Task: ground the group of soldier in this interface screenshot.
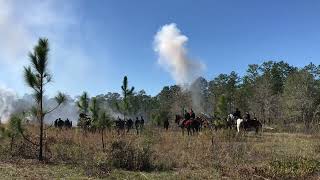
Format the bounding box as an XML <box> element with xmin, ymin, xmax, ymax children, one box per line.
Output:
<box><xmin>116</xmin><ymin>116</ymin><xmax>145</xmax><ymax>135</ymax></box>
<box><xmin>233</xmin><ymin>108</ymin><xmax>257</xmax><ymax>122</ymax></box>
<box><xmin>53</xmin><ymin>108</ymin><xmax>257</xmax><ymax>132</ymax></box>
<box><xmin>54</xmin><ymin>118</ymin><xmax>72</xmax><ymax>129</ymax></box>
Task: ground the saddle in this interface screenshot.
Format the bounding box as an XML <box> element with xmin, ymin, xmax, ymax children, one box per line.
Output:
<box><xmin>184</xmin><ymin>120</ymin><xmax>193</xmax><ymax>126</ymax></box>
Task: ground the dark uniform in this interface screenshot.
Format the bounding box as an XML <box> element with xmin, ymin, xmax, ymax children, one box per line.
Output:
<box><xmin>164</xmin><ymin>118</ymin><xmax>169</xmax><ymax>130</ymax></box>
<box><xmin>233</xmin><ymin>108</ymin><xmax>242</xmax><ymax>119</ymax></box>
<box><xmin>135</xmin><ymin>117</ymin><xmax>140</xmax><ymax>135</ymax></box>
<box><xmin>190</xmin><ymin>109</ymin><xmax>195</xmax><ymax>119</ymax></box>
<box><xmin>127</xmin><ymin>118</ymin><xmax>133</xmax><ymax>132</ymax></box>
<box><xmin>140</xmin><ymin>116</ymin><xmax>145</xmax><ymax>130</ymax></box>
<box><xmin>184</xmin><ymin>110</ymin><xmax>191</xmax><ymax>120</ymax></box>
<box><xmin>245</xmin><ymin>112</ymin><xmax>251</xmax><ymax>121</ymax></box>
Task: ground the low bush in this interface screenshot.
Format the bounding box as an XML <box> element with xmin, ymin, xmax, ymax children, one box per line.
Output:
<box><xmin>257</xmin><ymin>157</ymin><xmax>320</xmax><ymax>179</ymax></box>
<box><xmin>11</xmin><ymin>140</ymin><xmax>38</xmax><ymax>159</ymax></box>
<box><xmin>109</xmin><ymin>139</ymin><xmax>154</xmax><ymax>171</ymax></box>
<box><xmin>50</xmin><ymin>139</ymin><xmax>90</xmax><ymax>164</ymax></box>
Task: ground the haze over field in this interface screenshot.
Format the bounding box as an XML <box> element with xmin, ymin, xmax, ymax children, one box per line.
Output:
<box><xmin>1</xmin><ymin>1</ymin><xmax>320</xmax><ymax>179</ymax></box>
<box><xmin>1</xmin><ymin>0</ymin><xmax>320</xmax><ymax>122</ymax></box>
<box><xmin>0</xmin><ymin>21</ymin><xmax>208</xmax><ymax>122</ymax></box>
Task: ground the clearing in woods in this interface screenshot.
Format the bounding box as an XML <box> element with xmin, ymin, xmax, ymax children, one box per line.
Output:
<box><xmin>0</xmin><ymin>127</ymin><xmax>319</xmax><ymax>179</ymax></box>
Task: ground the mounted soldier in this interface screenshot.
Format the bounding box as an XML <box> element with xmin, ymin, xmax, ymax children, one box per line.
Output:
<box><xmin>184</xmin><ymin>110</ymin><xmax>190</xmax><ymax>121</ymax></box>
<box><xmin>190</xmin><ymin>109</ymin><xmax>195</xmax><ymax>119</ymax></box>
<box><xmin>233</xmin><ymin>108</ymin><xmax>242</xmax><ymax>119</ymax></box>
<box><xmin>245</xmin><ymin>112</ymin><xmax>251</xmax><ymax>121</ymax></box>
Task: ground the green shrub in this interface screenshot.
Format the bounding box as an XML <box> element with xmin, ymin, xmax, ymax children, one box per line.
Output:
<box><xmin>261</xmin><ymin>157</ymin><xmax>320</xmax><ymax>179</ymax></box>
<box><xmin>11</xmin><ymin>140</ymin><xmax>38</xmax><ymax>159</ymax></box>
<box><xmin>110</xmin><ymin>140</ymin><xmax>154</xmax><ymax>171</ymax></box>
<box><xmin>51</xmin><ymin>142</ymin><xmax>89</xmax><ymax>164</ymax></box>
<box><xmin>84</xmin><ymin>154</ymin><xmax>111</xmax><ymax>178</ymax></box>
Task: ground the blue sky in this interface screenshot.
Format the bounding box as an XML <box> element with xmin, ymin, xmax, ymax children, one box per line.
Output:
<box><xmin>1</xmin><ymin>0</ymin><xmax>320</xmax><ymax>97</ymax></box>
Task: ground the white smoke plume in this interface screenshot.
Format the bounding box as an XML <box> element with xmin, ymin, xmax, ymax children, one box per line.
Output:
<box><xmin>154</xmin><ymin>23</ymin><xmax>208</xmax><ymax>113</ymax></box>
<box><xmin>0</xmin><ymin>88</ymin><xmax>78</xmax><ymax>124</ymax></box>
<box><xmin>44</xmin><ymin>95</ymin><xmax>79</xmax><ymax>124</ymax></box>
<box><xmin>153</xmin><ymin>23</ymin><xmax>205</xmax><ymax>87</ymax></box>
<box><xmin>0</xmin><ymin>86</ymin><xmax>17</xmax><ymax>123</ymax></box>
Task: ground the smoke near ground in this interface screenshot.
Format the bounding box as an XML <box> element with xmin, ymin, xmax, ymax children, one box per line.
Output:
<box><xmin>0</xmin><ymin>87</ymin><xmax>78</xmax><ymax>124</ymax></box>
<box><xmin>0</xmin><ymin>87</ymin><xmax>17</xmax><ymax>123</ymax></box>
<box><xmin>154</xmin><ymin>23</ymin><xmax>207</xmax><ymax>112</ymax></box>
<box><xmin>0</xmin><ymin>90</ymin><xmax>123</xmax><ymax>125</ymax></box>
<box><xmin>44</xmin><ymin>95</ymin><xmax>78</xmax><ymax>124</ymax></box>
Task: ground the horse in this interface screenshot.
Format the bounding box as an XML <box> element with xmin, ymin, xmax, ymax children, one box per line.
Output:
<box><xmin>226</xmin><ymin>114</ymin><xmax>236</xmax><ymax>129</ymax></box>
<box><xmin>192</xmin><ymin>117</ymin><xmax>202</xmax><ymax>133</ymax></box>
<box><xmin>175</xmin><ymin>115</ymin><xmax>201</xmax><ymax>135</ymax></box>
<box><xmin>175</xmin><ymin>115</ymin><xmax>187</xmax><ymax>135</ymax></box>
<box><xmin>210</xmin><ymin>114</ymin><xmax>237</xmax><ymax>131</ymax></box>
<box><xmin>236</xmin><ymin>117</ymin><xmax>262</xmax><ymax>134</ymax></box>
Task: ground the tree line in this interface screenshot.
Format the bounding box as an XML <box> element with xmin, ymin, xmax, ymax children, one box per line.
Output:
<box><xmin>3</xmin><ymin>38</ymin><xmax>320</xmax><ymax>161</ymax></box>
<box><xmin>82</xmin><ymin>61</ymin><xmax>320</xmax><ymax>129</ymax></box>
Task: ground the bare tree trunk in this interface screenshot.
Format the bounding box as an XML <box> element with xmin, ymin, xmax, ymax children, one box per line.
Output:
<box><xmin>39</xmin><ymin>75</ymin><xmax>44</xmax><ymax>161</ymax></box>
<box><xmin>101</xmin><ymin>129</ymin><xmax>105</xmax><ymax>150</ymax></box>
<box><xmin>10</xmin><ymin>136</ymin><xmax>14</xmax><ymax>154</ymax></box>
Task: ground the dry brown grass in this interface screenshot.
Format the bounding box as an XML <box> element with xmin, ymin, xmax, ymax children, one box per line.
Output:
<box><xmin>0</xmin><ymin>125</ymin><xmax>319</xmax><ymax>179</ymax></box>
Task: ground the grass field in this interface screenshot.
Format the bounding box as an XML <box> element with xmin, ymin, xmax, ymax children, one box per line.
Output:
<box><xmin>0</xmin><ymin>126</ymin><xmax>319</xmax><ymax>179</ymax></box>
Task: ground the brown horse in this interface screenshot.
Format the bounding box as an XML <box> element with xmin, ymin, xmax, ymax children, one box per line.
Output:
<box><xmin>175</xmin><ymin>115</ymin><xmax>201</xmax><ymax>135</ymax></box>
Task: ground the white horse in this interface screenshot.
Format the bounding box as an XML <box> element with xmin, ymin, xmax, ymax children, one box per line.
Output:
<box><xmin>226</xmin><ymin>114</ymin><xmax>237</xmax><ymax>129</ymax></box>
<box><xmin>227</xmin><ymin>114</ymin><xmax>234</xmax><ymax>122</ymax></box>
<box><xmin>236</xmin><ymin>118</ymin><xmax>262</xmax><ymax>133</ymax></box>
<box><xmin>236</xmin><ymin>118</ymin><xmax>244</xmax><ymax>133</ymax></box>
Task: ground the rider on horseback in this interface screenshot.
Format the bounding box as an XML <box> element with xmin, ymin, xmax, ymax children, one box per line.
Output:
<box><xmin>233</xmin><ymin>108</ymin><xmax>242</xmax><ymax>119</ymax></box>
<box><xmin>190</xmin><ymin>109</ymin><xmax>195</xmax><ymax>119</ymax></box>
<box><xmin>184</xmin><ymin>110</ymin><xmax>191</xmax><ymax>120</ymax></box>
<box><xmin>245</xmin><ymin>112</ymin><xmax>251</xmax><ymax>121</ymax></box>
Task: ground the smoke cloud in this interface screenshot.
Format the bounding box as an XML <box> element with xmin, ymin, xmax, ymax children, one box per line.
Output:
<box><xmin>154</xmin><ymin>23</ymin><xmax>208</xmax><ymax>113</ymax></box>
<box><xmin>0</xmin><ymin>87</ymin><xmax>17</xmax><ymax>123</ymax></box>
<box><xmin>0</xmin><ymin>88</ymin><xmax>78</xmax><ymax>124</ymax></box>
<box><xmin>153</xmin><ymin>23</ymin><xmax>205</xmax><ymax>86</ymax></box>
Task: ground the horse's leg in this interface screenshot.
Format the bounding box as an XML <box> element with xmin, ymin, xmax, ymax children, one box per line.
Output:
<box><xmin>255</xmin><ymin>124</ymin><xmax>261</xmax><ymax>134</ymax></box>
